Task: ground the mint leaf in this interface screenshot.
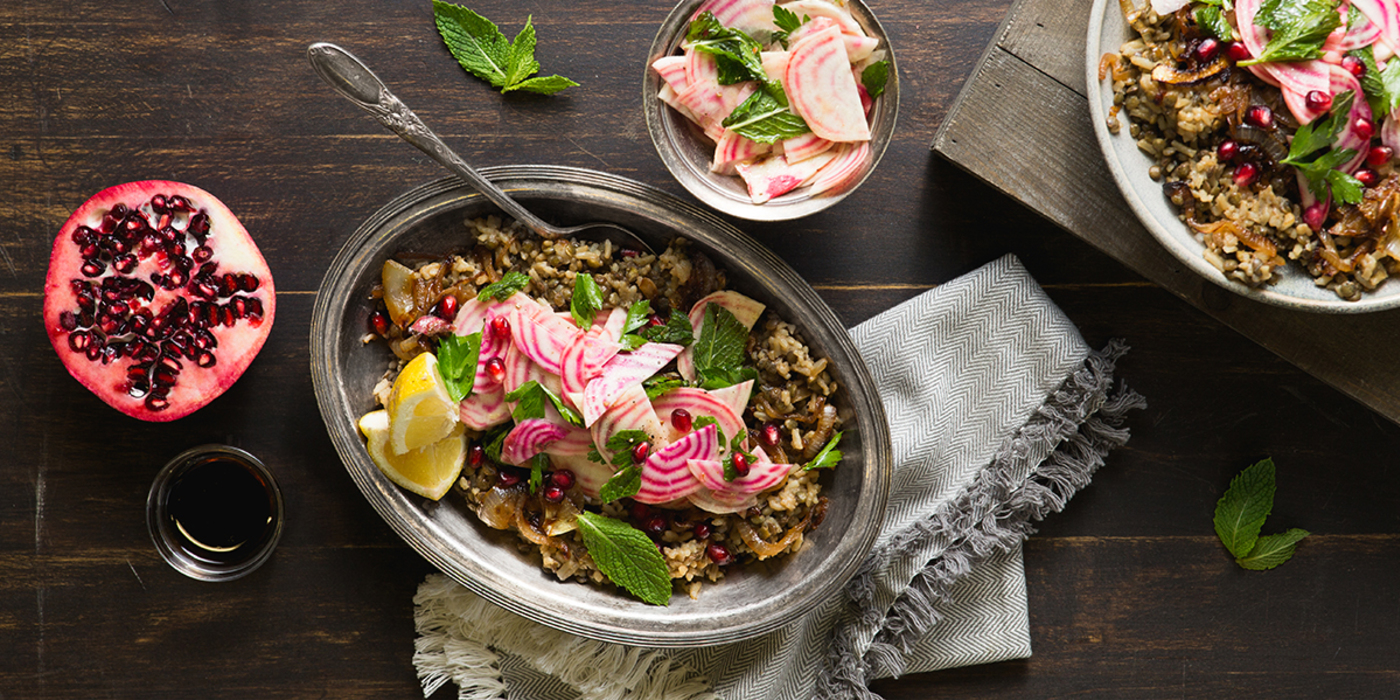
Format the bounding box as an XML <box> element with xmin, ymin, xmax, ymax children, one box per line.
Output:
<box><xmin>686</xmin><ymin>11</ymin><xmax>770</xmax><ymax>86</ymax></box>
<box><xmin>505</xmin><ymin>380</ymin><xmax>583</xmax><ymax>426</ymax></box>
<box><xmin>575</xmin><ymin>512</ymin><xmax>672</xmax><ymax>605</ymax></box>
<box><xmin>1238</xmin><ymin>0</ymin><xmax>1342</xmax><ymax>66</ymax></box>
<box><xmin>623</xmin><ymin>300</ymin><xmax>652</xmax><ymax>333</ymax></box>
<box><xmin>1196</xmin><ymin>5</ymin><xmax>1235</xmax><ymax>41</ymax></box>
<box><xmin>643</xmin><ymin>376</ymin><xmax>686</xmax><ymax>400</ymax></box>
<box><xmin>433</xmin><ymin>2</ymin><xmax>577</xmax><ymax>94</ymax></box>
<box><xmin>1236</xmin><ymin>528</ymin><xmax>1310</xmax><ymax>570</ymax></box>
<box><xmin>619</xmin><ymin>334</ymin><xmax>649</xmax><ymax>351</ymax></box>
<box><xmin>477</xmin><ymin>270</ymin><xmax>530</xmax><ymax>301</ymax></box>
<box><xmin>570</xmin><ymin>273</ymin><xmax>605</xmax><ymax>328</ymax></box>
<box><xmin>641</xmin><ymin>309</ymin><xmax>694</xmax><ymax>346</ymax></box>
<box><xmin>599</xmin><ymin>463</ymin><xmax>642</xmax><ymax>503</ymax></box>
<box><xmin>1352</xmin><ymin>45</ymin><xmax>1400</xmax><ymax>119</ymax></box>
<box><xmin>693</xmin><ymin>415</ymin><xmax>725</xmax><ymax>446</ymax></box>
<box><xmin>435</xmin><ymin>332</ymin><xmax>482</xmax><ymax>403</ymax></box>
<box><xmin>805</xmin><ymin>430</ymin><xmax>843</xmax><ymax>470</ymax></box>
<box><xmin>861</xmin><ymin>61</ymin><xmax>891</xmax><ymax>99</ymax></box>
<box><xmin>1213</xmin><ymin>458</ymin><xmax>1276</xmax><ymax>558</ymax></box>
<box><xmin>723</xmin><ymin>85</ymin><xmax>811</xmax><ymax>144</ymax></box>
<box><xmin>692</xmin><ymin>304</ymin><xmax>752</xmax><ymax>388</ymax></box>
<box><xmin>482</xmin><ymin>423</ymin><xmax>510</xmax><ymax>463</ymax></box>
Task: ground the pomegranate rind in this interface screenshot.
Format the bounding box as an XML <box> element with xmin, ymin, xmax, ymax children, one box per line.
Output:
<box><xmin>43</xmin><ymin>180</ymin><xmax>276</xmax><ymax>422</ymax></box>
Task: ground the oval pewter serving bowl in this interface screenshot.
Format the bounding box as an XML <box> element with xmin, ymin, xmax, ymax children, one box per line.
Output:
<box><xmin>310</xmin><ymin>166</ymin><xmax>892</xmax><ymax>646</ymax></box>
<box><xmin>1087</xmin><ymin>0</ymin><xmax>1400</xmax><ymax>313</ymax></box>
<box><xmin>644</xmin><ymin>0</ymin><xmax>899</xmax><ymax>222</ymax></box>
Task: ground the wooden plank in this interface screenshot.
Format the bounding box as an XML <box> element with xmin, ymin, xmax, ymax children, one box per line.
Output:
<box><xmin>1000</xmin><ymin>0</ymin><xmax>1096</xmax><ymax>92</ymax></box>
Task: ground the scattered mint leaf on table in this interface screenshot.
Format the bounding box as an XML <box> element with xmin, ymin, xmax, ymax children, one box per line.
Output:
<box><xmin>575</xmin><ymin>512</ymin><xmax>672</xmax><ymax>605</ymax></box>
<box><xmin>1213</xmin><ymin>457</ymin><xmax>1310</xmax><ymax>569</ymax></box>
<box><xmin>432</xmin><ymin>1</ymin><xmax>578</xmax><ymax>95</ymax></box>
<box><xmin>435</xmin><ymin>331</ymin><xmax>481</xmax><ymax>403</ymax></box>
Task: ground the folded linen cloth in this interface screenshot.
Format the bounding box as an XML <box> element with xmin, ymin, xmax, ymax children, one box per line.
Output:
<box><xmin>413</xmin><ymin>254</ymin><xmax>1145</xmax><ymax>700</ymax></box>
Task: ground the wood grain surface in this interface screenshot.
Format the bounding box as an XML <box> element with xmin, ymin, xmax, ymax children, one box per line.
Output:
<box><xmin>3</xmin><ymin>1</ymin><xmax>1398</xmax><ymax>698</ymax></box>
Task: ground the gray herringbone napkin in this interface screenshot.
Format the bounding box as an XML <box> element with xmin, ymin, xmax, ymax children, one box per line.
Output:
<box><xmin>413</xmin><ymin>254</ymin><xmax>1145</xmax><ymax>700</ymax></box>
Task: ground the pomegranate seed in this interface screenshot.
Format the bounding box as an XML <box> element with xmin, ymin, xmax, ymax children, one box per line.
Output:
<box><xmin>1224</xmin><ymin>42</ymin><xmax>1250</xmax><ymax>62</ymax></box>
<box><xmin>643</xmin><ymin>515</ymin><xmax>668</xmax><ymax>538</ymax></box>
<box><xmin>150</xmin><ymin>194</ymin><xmax>167</xmax><ymax>211</ymax></box>
<box><xmin>1343</xmin><ymin>54</ymin><xmax>1367</xmax><ymax>78</ymax></box>
<box><xmin>497</xmin><ymin>469</ymin><xmax>522</xmax><ymax>488</ymax></box>
<box><xmin>1233</xmin><ymin>162</ymin><xmax>1260</xmax><ymax>187</ymax></box>
<box><xmin>760</xmin><ymin>421</ymin><xmax>782</xmax><ymax>446</ymax></box>
<box><xmin>550</xmin><ymin>469</ymin><xmax>575</xmax><ymax>489</ymax></box>
<box><xmin>468</xmin><ymin>444</ymin><xmax>484</xmax><ymax>467</ymax></box>
<box><xmin>1193</xmin><ymin>37</ymin><xmax>1220</xmax><ymax>63</ymax></box>
<box><xmin>1217</xmin><ymin>139</ymin><xmax>1239</xmax><ymax>162</ymax></box>
<box><xmin>490</xmin><ymin>316</ymin><xmax>511</xmax><ymax>339</ymax></box>
<box><xmin>670</xmin><ymin>408</ymin><xmax>693</xmax><ymax>432</ymax></box>
<box><xmin>630</xmin><ymin>502</ymin><xmax>652</xmax><ymax>521</ymax></box>
<box><xmin>647</xmin><ymin>314</ymin><xmax>665</xmax><ymax>327</ymax></box>
<box><xmin>542</xmin><ymin>485</ymin><xmax>566</xmax><ymax>504</ymax></box>
<box><xmin>433</xmin><ymin>294</ymin><xmax>459</xmax><ymax>321</ymax></box>
<box><xmin>1368</xmin><ymin>145</ymin><xmax>1394</xmax><ymax>167</ymax></box>
<box><xmin>731</xmin><ymin>452</ymin><xmax>751</xmax><ymax>477</ymax></box>
<box><xmin>692</xmin><ymin>522</ymin><xmax>711</xmax><ymax>540</ymax></box>
<box><xmin>1304</xmin><ymin>202</ymin><xmax>1329</xmax><ymax>230</ymax></box>
<box><xmin>1356</xmin><ymin>168</ymin><xmax>1380</xmax><ymax>187</ymax></box>
<box><xmin>1355</xmin><ymin>117</ymin><xmax>1375</xmax><ymax>140</ymax></box>
<box><xmin>485</xmin><ymin>357</ymin><xmax>506</xmax><ymax>382</ymax></box>
<box><xmin>167</xmin><ymin>195</ymin><xmax>190</xmax><ymax>212</ymax></box>
<box><xmin>368</xmin><ymin>309</ymin><xmax>390</xmax><ymax>336</ymax></box>
<box><xmin>706</xmin><ymin>543</ymin><xmax>734</xmax><ymax>566</ymax></box>
<box><xmin>632</xmin><ymin>441</ymin><xmax>651</xmax><ymax>464</ymax></box>
<box><xmin>1305</xmin><ymin>90</ymin><xmax>1332</xmax><ymax>112</ymax></box>
<box><xmin>1244</xmin><ymin>105</ymin><xmax>1274</xmax><ymax>130</ymax></box>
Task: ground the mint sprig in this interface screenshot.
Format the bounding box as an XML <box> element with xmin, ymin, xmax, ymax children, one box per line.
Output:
<box><xmin>1194</xmin><ymin>0</ymin><xmax>1235</xmax><ymax>41</ymax></box>
<box><xmin>436</xmin><ymin>332</ymin><xmax>482</xmax><ymax>403</ymax></box>
<box><xmin>643</xmin><ymin>376</ymin><xmax>686</xmax><ymax>400</ymax></box>
<box><xmin>723</xmin><ymin>85</ymin><xmax>811</xmax><ymax>144</ymax></box>
<box><xmin>1238</xmin><ymin>0</ymin><xmax>1342</xmax><ymax>66</ymax></box>
<box><xmin>575</xmin><ymin>512</ymin><xmax>672</xmax><ymax>605</ymax></box>
<box><xmin>686</xmin><ymin>11</ymin><xmax>770</xmax><ymax>86</ymax></box>
<box><xmin>693</xmin><ymin>304</ymin><xmax>757</xmax><ymax>389</ymax></box>
<box><xmin>805</xmin><ymin>430</ymin><xmax>843</xmax><ymax>470</ymax></box>
<box><xmin>1213</xmin><ymin>458</ymin><xmax>1310</xmax><ymax>570</ymax></box>
<box><xmin>477</xmin><ymin>270</ymin><xmax>531</xmax><ymax>301</ymax></box>
<box><xmin>432</xmin><ymin>1</ymin><xmax>578</xmax><ymax>94</ymax></box>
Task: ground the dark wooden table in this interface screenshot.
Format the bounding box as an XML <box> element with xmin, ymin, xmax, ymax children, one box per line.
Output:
<box><xmin>4</xmin><ymin>1</ymin><xmax>1398</xmax><ymax>697</ymax></box>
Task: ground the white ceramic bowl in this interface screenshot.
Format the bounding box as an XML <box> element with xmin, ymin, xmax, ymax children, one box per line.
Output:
<box><xmin>1086</xmin><ymin>0</ymin><xmax>1400</xmax><ymax>312</ymax></box>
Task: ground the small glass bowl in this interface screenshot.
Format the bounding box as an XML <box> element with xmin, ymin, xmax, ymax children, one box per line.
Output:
<box><xmin>643</xmin><ymin>0</ymin><xmax>899</xmax><ymax>221</ymax></box>
<box><xmin>147</xmin><ymin>444</ymin><xmax>284</xmax><ymax>582</ymax></box>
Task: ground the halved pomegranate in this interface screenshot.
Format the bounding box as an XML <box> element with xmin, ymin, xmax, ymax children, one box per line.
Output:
<box><xmin>43</xmin><ymin>181</ymin><xmax>275</xmax><ymax>421</ymax></box>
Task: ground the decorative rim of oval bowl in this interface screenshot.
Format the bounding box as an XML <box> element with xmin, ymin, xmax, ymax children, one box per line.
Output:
<box><xmin>1086</xmin><ymin>0</ymin><xmax>1400</xmax><ymax>313</ymax></box>
<box><xmin>309</xmin><ymin>166</ymin><xmax>892</xmax><ymax>646</ymax></box>
<box><xmin>644</xmin><ymin>0</ymin><xmax>900</xmax><ymax>222</ymax></box>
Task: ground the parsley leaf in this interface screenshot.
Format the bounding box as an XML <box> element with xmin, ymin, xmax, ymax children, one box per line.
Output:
<box><xmin>432</xmin><ymin>2</ymin><xmax>578</xmax><ymax>95</ymax></box>
<box><xmin>687</xmin><ymin>11</ymin><xmax>770</xmax><ymax>86</ymax></box>
<box><xmin>1352</xmin><ymin>46</ymin><xmax>1400</xmax><ymax>119</ymax></box>
<box><xmin>643</xmin><ymin>376</ymin><xmax>686</xmax><ymax>400</ymax></box>
<box><xmin>692</xmin><ymin>304</ymin><xmax>755</xmax><ymax>389</ymax></box>
<box><xmin>1281</xmin><ymin>91</ymin><xmax>1363</xmax><ymax>205</ymax></box>
<box><xmin>482</xmin><ymin>423</ymin><xmax>510</xmax><ymax>463</ymax></box>
<box><xmin>723</xmin><ymin>85</ymin><xmax>811</xmax><ymax>144</ymax></box>
<box><xmin>1196</xmin><ymin>4</ymin><xmax>1235</xmax><ymax>41</ymax></box>
<box><xmin>693</xmin><ymin>415</ymin><xmax>725</xmax><ymax>446</ymax></box>
<box><xmin>1213</xmin><ymin>457</ymin><xmax>1309</xmax><ymax>570</ymax></box>
<box><xmin>575</xmin><ymin>512</ymin><xmax>672</xmax><ymax>605</ymax></box>
<box><xmin>570</xmin><ymin>273</ymin><xmax>605</xmax><ymax>328</ymax></box>
<box><xmin>623</xmin><ymin>300</ymin><xmax>652</xmax><ymax>333</ymax></box>
<box><xmin>603</xmin><ymin>430</ymin><xmax>652</xmax><ymax>468</ymax></box>
<box><xmin>504</xmin><ymin>380</ymin><xmax>583</xmax><ymax>426</ymax></box>
<box><xmin>599</xmin><ymin>463</ymin><xmax>643</xmax><ymax>502</ymax></box>
<box><xmin>641</xmin><ymin>310</ymin><xmax>694</xmax><ymax>346</ymax></box>
<box><xmin>805</xmin><ymin>430</ymin><xmax>843</xmax><ymax>470</ymax></box>
<box><xmin>477</xmin><ymin>271</ymin><xmax>530</xmax><ymax>301</ymax></box>
<box><xmin>861</xmin><ymin>61</ymin><xmax>891</xmax><ymax>99</ymax></box>
<box><xmin>723</xmin><ymin>433</ymin><xmax>757</xmax><ymax>481</ymax></box>
<box><xmin>435</xmin><ymin>332</ymin><xmax>482</xmax><ymax>403</ymax></box>
<box><xmin>528</xmin><ymin>453</ymin><xmax>548</xmax><ymax>493</ymax></box>
<box><xmin>1238</xmin><ymin>0</ymin><xmax>1342</xmax><ymax>66</ymax></box>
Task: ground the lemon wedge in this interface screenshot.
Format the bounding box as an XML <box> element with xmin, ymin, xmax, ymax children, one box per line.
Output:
<box><xmin>358</xmin><ymin>409</ymin><xmax>465</xmax><ymax>500</ymax></box>
<box><xmin>386</xmin><ymin>351</ymin><xmax>459</xmax><ymax>454</ymax></box>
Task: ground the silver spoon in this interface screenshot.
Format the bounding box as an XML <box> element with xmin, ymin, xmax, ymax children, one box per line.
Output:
<box><xmin>306</xmin><ymin>42</ymin><xmax>652</xmax><ymax>253</ymax></box>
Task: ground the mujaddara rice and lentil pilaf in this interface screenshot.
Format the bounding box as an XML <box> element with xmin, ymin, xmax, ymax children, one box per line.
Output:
<box><xmin>1101</xmin><ymin>0</ymin><xmax>1400</xmax><ymax>300</ymax></box>
<box><xmin>360</xmin><ymin>215</ymin><xmax>841</xmax><ymax>602</ymax></box>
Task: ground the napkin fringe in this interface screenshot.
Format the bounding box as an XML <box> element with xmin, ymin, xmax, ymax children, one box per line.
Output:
<box><xmin>818</xmin><ymin>341</ymin><xmax>1144</xmax><ymax>698</ymax></box>
<box><xmin>413</xmin><ymin>574</ymin><xmax>719</xmax><ymax>700</ymax></box>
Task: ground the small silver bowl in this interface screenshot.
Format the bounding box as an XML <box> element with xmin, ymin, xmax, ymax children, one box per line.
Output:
<box><xmin>310</xmin><ymin>166</ymin><xmax>892</xmax><ymax>646</ymax></box>
<box><xmin>644</xmin><ymin>0</ymin><xmax>899</xmax><ymax>221</ymax></box>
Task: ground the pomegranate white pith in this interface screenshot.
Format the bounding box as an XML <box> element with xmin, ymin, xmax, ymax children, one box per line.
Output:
<box><xmin>43</xmin><ymin>181</ymin><xmax>275</xmax><ymax>422</ymax></box>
